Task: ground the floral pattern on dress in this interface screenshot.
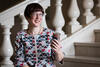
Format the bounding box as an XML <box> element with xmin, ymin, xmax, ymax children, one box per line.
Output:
<box><xmin>14</xmin><ymin>28</ymin><xmax>58</xmax><ymax>67</ymax></box>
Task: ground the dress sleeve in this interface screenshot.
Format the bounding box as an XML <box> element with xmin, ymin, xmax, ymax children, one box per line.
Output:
<box><xmin>14</xmin><ymin>33</ymin><xmax>27</xmax><ymax>67</ymax></box>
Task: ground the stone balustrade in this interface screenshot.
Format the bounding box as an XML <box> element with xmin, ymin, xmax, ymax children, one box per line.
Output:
<box><xmin>0</xmin><ymin>0</ymin><xmax>100</xmax><ymax>67</ymax></box>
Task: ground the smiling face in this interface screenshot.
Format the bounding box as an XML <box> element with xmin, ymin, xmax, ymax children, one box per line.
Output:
<box><xmin>24</xmin><ymin>3</ymin><xmax>44</xmax><ymax>27</ymax></box>
<box><xmin>27</xmin><ymin>11</ymin><xmax>43</xmax><ymax>27</ymax></box>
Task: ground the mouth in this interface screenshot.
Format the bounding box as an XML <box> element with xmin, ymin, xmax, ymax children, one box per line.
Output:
<box><xmin>35</xmin><ymin>20</ymin><xmax>40</xmax><ymax>23</ymax></box>
<box><xmin>35</xmin><ymin>21</ymin><xmax>40</xmax><ymax>23</ymax></box>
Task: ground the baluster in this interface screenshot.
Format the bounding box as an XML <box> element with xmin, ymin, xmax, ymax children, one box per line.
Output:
<box><xmin>41</xmin><ymin>6</ymin><xmax>48</xmax><ymax>28</ymax></box>
<box><xmin>97</xmin><ymin>0</ymin><xmax>100</xmax><ymax>7</ymax></box>
<box><xmin>96</xmin><ymin>0</ymin><xmax>100</xmax><ymax>16</ymax></box>
<box><xmin>39</xmin><ymin>0</ymin><xmax>50</xmax><ymax>28</ymax></box>
<box><xmin>52</xmin><ymin>0</ymin><xmax>66</xmax><ymax>39</ymax></box>
<box><xmin>0</xmin><ymin>18</ymin><xmax>14</xmax><ymax>67</ymax></box>
<box><xmin>20</xmin><ymin>12</ymin><xmax>28</xmax><ymax>30</ymax></box>
<box><xmin>68</xmin><ymin>0</ymin><xmax>82</xmax><ymax>34</ymax></box>
<box><xmin>82</xmin><ymin>0</ymin><xmax>96</xmax><ymax>25</ymax></box>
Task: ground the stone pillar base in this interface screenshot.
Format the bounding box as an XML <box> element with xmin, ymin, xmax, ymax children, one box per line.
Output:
<box><xmin>0</xmin><ymin>64</ymin><xmax>14</xmax><ymax>67</ymax></box>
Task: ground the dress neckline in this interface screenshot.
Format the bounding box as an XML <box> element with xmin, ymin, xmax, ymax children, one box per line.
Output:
<box><xmin>23</xmin><ymin>27</ymin><xmax>47</xmax><ymax>37</ymax></box>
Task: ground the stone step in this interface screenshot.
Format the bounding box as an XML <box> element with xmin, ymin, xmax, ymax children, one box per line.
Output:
<box><xmin>94</xmin><ymin>30</ymin><xmax>100</xmax><ymax>42</ymax></box>
<box><xmin>56</xmin><ymin>56</ymin><xmax>100</xmax><ymax>67</ymax></box>
<box><xmin>74</xmin><ymin>42</ymin><xmax>100</xmax><ymax>57</ymax></box>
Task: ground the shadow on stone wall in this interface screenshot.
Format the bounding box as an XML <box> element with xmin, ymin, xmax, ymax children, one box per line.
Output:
<box><xmin>0</xmin><ymin>24</ymin><xmax>3</xmax><ymax>62</ymax></box>
<box><xmin>0</xmin><ymin>0</ymin><xmax>24</xmax><ymax>12</ymax></box>
<box><xmin>0</xmin><ymin>14</ymin><xmax>23</xmax><ymax>62</ymax></box>
<box><xmin>10</xmin><ymin>14</ymin><xmax>23</xmax><ymax>62</ymax></box>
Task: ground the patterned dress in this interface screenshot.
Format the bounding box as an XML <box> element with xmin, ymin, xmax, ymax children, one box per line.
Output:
<box><xmin>14</xmin><ymin>28</ymin><xmax>58</xmax><ymax>67</ymax></box>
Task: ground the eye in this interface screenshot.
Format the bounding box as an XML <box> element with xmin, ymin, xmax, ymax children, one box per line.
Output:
<box><xmin>32</xmin><ymin>13</ymin><xmax>43</xmax><ymax>17</ymax></box>
<box><xmin>39</xmin><ymin>14</ymin><xmax>43</xmax><ymax>16</ymax></box>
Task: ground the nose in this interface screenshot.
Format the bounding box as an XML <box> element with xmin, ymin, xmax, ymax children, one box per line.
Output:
<box><xmin>36</xmin><ymin>14</ymin><xmax>39</xmax><ymax>19</ymax></box>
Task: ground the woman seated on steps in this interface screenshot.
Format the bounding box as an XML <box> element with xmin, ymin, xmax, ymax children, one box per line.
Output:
<box><xmin>14</xmin><ymin>3</ymin><xmax>64</xmax><ymax>67</ymax></box>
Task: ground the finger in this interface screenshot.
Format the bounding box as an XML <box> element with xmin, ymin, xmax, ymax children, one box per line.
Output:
<box><xmin>52</xmin><ymin>39</ymin><xmax>62</xmax><ymax>48</ymax></box>
<box><xmin>52</xmin><ymin>47</ymin><xmax>57</xmax><ymax>52</ymax></box>
<box><xmin>52</xmin><ymin>41</ymin><xmax>61</xmax><ymax>48</ymax></box>
<box><xmin>51</xmin><ymin>44</ymin><xmax>57</xmax><ymax>49</ymax></box>
<box><xmin>52</xmin><ymin>41</ymin><xmax>58</xmax><ymax>47</ymax></box>
<box><xmin>52</xmin><ymin>39</ymin><xmax>59</xmax><ymax>45</ymax></box>
<box><xmin>52</xmin><ymin>39</ymin><xmax>60</xmax><ymax>46</ymax></box>
<box><xmin>51</xmin><ymin>43</ymin><xmax>60</xmax><ymax>49</ymax></box>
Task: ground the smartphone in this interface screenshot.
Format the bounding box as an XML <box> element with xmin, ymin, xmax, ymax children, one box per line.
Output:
<box><xmin>53</xmin><ymin>32</ymin><xmax>60</xmax><ymax>41</ymax></box>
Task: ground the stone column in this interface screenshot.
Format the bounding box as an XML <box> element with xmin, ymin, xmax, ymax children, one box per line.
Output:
<box><xmin>96</xmin><ymin>0</ymin><xmax>100</xmax><ymax>17</ymax></box>
<box><xmin>0</xmin><ymin>18</ymin><xmax>14</xmax><ymax>67</ymax></box>
<box><xmin>52</xmin><ymin>0</ymin><xmax>66</xmax><ymax>40</ymax></box>
<box><xmin>41</xmin><ymin>6</ymin><xmax>48</xmax><ymax>28</ymax></box>
<box><xmin>39</xmin><ymin>0</ymin><xmax>50</xmax><ymax>28</ymax></box>
<box><xmin>82</xmin><ymin>0</ymin><xmax>96</xmax><ymax>25</ymax></box>
<box><xmin>68</xmin><ymin>0</ymin><xmax>82</xmax><ymax>34</ymax></box>
<box><xmin>20</xmin><ymin>12</ymin><xmax>28</xmax><ymax>30</ymax></box>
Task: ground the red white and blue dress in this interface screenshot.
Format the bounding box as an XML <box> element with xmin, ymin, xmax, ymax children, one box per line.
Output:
<box><xmin>14</xmin><ymin>28</ymin><xmax>58</xmax><ymax>67</ymax></box>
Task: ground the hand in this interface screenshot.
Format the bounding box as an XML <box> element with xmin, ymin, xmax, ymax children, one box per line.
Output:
<box><xmin>51</xmin><ymin>39</ymin><xmax>61</xmax><ymax>52</ymax></box>
<box><xmin>51</xmin><ymin>39</ymin><xmax>64</xmax><ymax>61</ymax></box>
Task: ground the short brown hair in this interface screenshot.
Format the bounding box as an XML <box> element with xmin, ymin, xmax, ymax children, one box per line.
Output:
<box><xmin>24</xmin><ymin>3</ymin><xmax>44</xmax><ymax>18</ymax></box>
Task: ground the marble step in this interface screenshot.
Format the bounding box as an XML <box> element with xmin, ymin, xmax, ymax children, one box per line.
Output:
<box><xmin>56</xmin><ymin>56</ymin><xmax>100</xmax><ymax>67</ymax></box>
<box><xmin>94</xmin><ymin>30</ymin><xmax>100</xmax><ymax>42</ymax></box>
<box><xmin>74</xmin><ymin>42</ymin><xmax>100</xmax><ymax>57</ymax></box>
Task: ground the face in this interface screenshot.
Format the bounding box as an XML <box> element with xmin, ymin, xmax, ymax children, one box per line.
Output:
<box><xmin>28</xmin><ymin>11</ymin><xmax>43</xmax><ymax>27</ymax></box>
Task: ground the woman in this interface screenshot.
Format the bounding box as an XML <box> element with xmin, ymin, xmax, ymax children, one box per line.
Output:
<box><xmin>14</xmin><ymin>3</ymin><xmax>64</xmax><ymax>67</ymax></box>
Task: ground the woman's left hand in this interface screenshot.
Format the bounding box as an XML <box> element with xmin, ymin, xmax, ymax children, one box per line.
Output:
<box><xmin>51</xmin><ymin>39</ymin><xmax>64</xmax><ymax>61</ymax></box>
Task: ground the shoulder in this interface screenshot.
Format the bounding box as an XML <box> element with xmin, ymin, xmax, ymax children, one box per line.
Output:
<box><xmin>43</xmin><ymin>27</ymin><xmax>54</xmax><ymax>33</ymax></box>
<box><xmin>43</xmin><ymin>28</ymin><xmax>55</xmax><ymax>35</ymax></box>
<box><xmin>16</xmin><ymin>30</ymin><xmax>26</xmax><ymax>38</ymax></box>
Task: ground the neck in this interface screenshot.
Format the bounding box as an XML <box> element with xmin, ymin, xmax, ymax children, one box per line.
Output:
<box><xmin>28</xmin><ymin>26</ymin><xmax>42</xmax><ymax>35</ymax></box>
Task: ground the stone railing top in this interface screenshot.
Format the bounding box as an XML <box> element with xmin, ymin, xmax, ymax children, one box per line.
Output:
<box><xmin>0</xmin><ymin>0</ymin><xmax>25</xmax><ymax>13</ymax></box>
<box><xmin>0</xmin><ymin>0</ymin><xmax>50</xmax><ymax>22</ymax></box>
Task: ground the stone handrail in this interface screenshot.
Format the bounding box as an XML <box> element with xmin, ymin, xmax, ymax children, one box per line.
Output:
<box><xmin>0</xmin><ymin>0</ymin><xmax>100</xmax><ymax>67</ymax></box>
